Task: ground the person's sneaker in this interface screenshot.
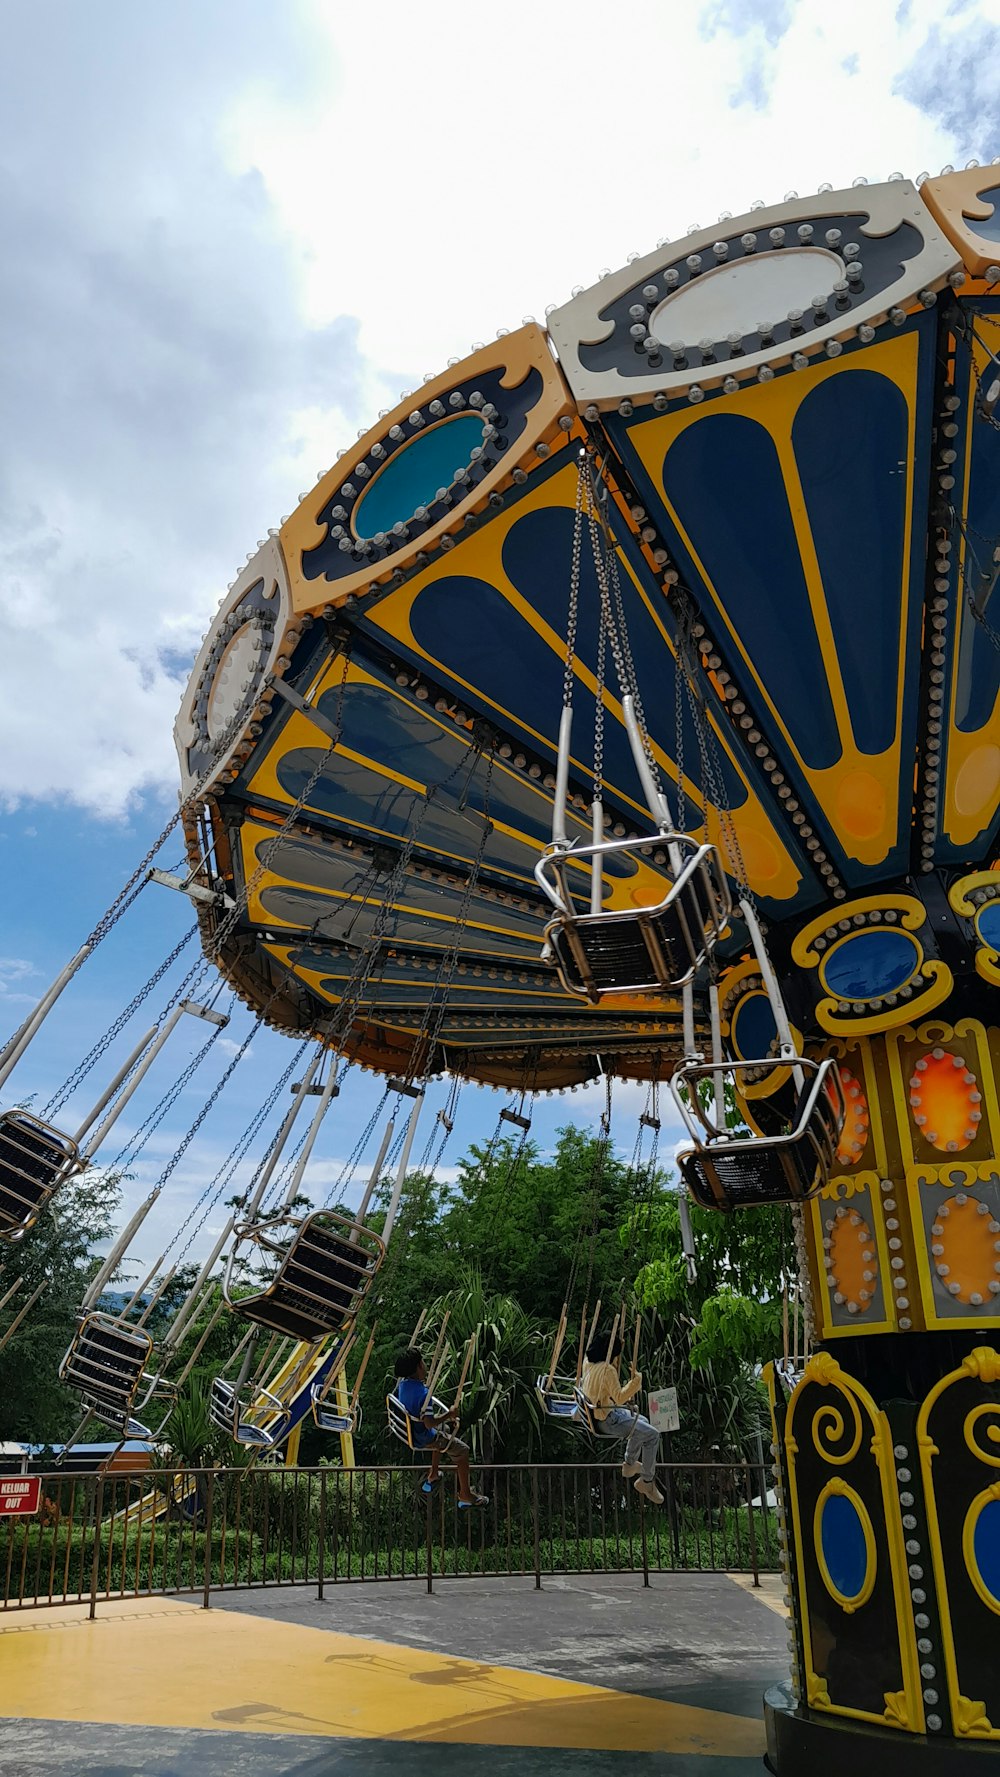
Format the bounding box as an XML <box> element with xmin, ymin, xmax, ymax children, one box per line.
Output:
<box><xmin>621</xmin><ymin>1461</ymin><xmax>642</xmax><ymax>1479</ymax></box>
<box><xmin>634</xmin><ymin>1477</ymin><xmax>664</xmax><ymax>1505</ymax></box>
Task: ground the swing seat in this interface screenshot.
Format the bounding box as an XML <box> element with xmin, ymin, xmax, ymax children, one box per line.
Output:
<box><xmin>573</xmin><ymin>1386</ymin><xmax>611</xmax><ymax>1437</ymax></box>
<box><xmin>209</xmin><ymin>1375</ymin><xmax>291</xmax><ymax>1448</ymax></box>
<box><xmin>386</xmin><ymin>1392</ymin><xmax>457</xmax><ymax>1450</ymax></box>
<box><xmin>224</xmin><ymin>1209</ymin><xmax>385</xmax><ymax>1343</ymax></box>
<box><xmin>312</xmin><ymin>1387</ymin><xmax>361</xmax><ymax>1436</ymax></box>
<box><xmin>0</xmin><ymin>1110</ymin><xmax>82</xmax><ymax>1240</ymax></box>
<box><xmin>672</xmin><ymin>1056</ymin><xmax>845</xmax><ymax>1212</ymax></box>
<box><xmin>536</xmin><ymin>835</ymin><xmax>730</xmax><ymax>1000</ymax></box>
<box><xmin>58</xmin><ymin>1313</ymin><xmax>162</xmax><ymax>1438</ymax></box>
<box><xmin>535</xmin><ymin>1375</ymin><xmax>584</xmax><ymax>1426</ymax></box>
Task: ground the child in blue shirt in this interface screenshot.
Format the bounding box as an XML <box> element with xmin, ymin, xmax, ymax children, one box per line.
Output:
<box><xmin>393</xmin><ymin>1348</ymin><xmax>488</xmax><ymax>1507</ymax></box>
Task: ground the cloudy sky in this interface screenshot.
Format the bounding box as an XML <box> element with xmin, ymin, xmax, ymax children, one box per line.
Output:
<box><xmin>1</xmin><ymin>0</ymin><xmax>998</xmax><ymax>1272</ymax></box>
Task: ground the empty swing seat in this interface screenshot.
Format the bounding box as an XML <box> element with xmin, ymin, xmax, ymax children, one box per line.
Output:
<box><xmin>536</xmin><ymin>836</ymin><xmax>730</xmax><ymax>1000</ymax></box>
<box><xmin>535</xmin><ymin>1375</ymin><xmax>584</xmax><ymax>1427</ymax></box>
<box><xmin>0</xmin><ymin>1110</ymin><xmax>81</xmax><ymax>1240</ymax></box>
<box><xmin>225</xmin><ymin>1210</ymin><xmax>385</xmax><ymax>1343</ymax></box>
<box><xmin>673</xmin><ymin>1057</ymin><xmax>845</xmax><ymax>1213</ymax></box>
<box><xmin>312</xmin><ymin>1388</ymin><xmax>361</xmax><ymax>1435</ymax></box>
<box><xmin>210</xmin><ymin>1375</ymin><xmax>290</xmax><ymax>1448</ymax></box>
<box><xmin>59</xmin><ymin>1313</ymin><xmax>159</xmax><ymax>1437</ymax></box>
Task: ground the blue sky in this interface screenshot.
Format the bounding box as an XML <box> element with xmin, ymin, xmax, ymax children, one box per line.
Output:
<box><xmin>2</xmin><ymin>0</ymin><xmax>999</xmax><ymax>1280</ymax></box>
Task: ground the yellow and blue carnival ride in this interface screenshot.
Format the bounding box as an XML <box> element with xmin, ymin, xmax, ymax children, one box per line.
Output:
<box><xmin>4</xmin><ymin>164</ymin><xmax>1000</xmax><ymax>1771</ymax></box>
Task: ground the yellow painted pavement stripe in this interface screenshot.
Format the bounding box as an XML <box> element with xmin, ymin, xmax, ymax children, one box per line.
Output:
<box><xmin>0</xmin><ymin>1603</ymin><xmax>765</xmax><ymax>1756</ymax></box>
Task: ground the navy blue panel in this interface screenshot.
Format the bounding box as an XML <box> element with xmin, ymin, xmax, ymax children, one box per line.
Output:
<box><xmin>501</xmin><ymin>506</ymin><xmax>747</xmax><ymax>813</ymax></box>
<box><xmin>404</xmin><ymin>573</ymin><xmax>658</xmax><ymax>816</ymax></box>
<box><xmin>956</xmin><ymin>413</ymin><xmax>1000</xmax><ymax>734</ymax></box>
<box><xmin>821</xmin><ymin>929</ymin><xmax>919</xmax><ymax>1000</ymax></box>
<box><xmin>792</xmin><ymin>371</ymin><xmax>909</xmax><ymax>756</ymax></box>
<box><xmin>978</xmin><ymin>903</ymin><xmax>1000</xmax><ymax>948</ymax></box>
<box><xmin>273</xmin><ymin>678</ymin><xmax>647</xmax><ymax>895</ymax></box>
<box><xmin>661</xmin><ymin>413</ymin><xmax>841</xmax><ymax>770</ymax></box>
<box><xmin>973</xmin><ymin>1498</ymin><xmax>1000</xmax><ymax>1604</ymax></box>
<box><xmin>730</xmin><ymin>991</ymin><xmax>777</xmax><ymax>1060</ymax></box>
<box><xmin>820</xmin><ymin>1492</ymin><xmax>869</xmax><ymax>1601</ymax></box>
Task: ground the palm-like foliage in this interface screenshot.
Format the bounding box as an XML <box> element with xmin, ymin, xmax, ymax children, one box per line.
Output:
<box><xmin>418</xmin><ymin>1267</ymin><xmax>547</xmax><ymax>1463</ymax></box>
<box><xmin>161</xmin><ymin>1379</ymin><xmax>217</xmax><ymax>1467</ymax></box>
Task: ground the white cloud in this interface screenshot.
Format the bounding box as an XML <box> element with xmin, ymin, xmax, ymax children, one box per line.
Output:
<box><xmin>2</xmin><ymin>0</ymin><xmax>997</xmax><ymax>820</ymax></box>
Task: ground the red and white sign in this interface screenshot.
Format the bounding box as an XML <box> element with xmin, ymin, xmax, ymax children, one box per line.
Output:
<box><xmin>0</xmin><ymin>1477</ymin><xmax>41</xmax><ymax>1516</ymax></box>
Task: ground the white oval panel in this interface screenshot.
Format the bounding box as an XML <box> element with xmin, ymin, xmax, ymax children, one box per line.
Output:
<box><xmin>207</xmin><ymin>624</ymin><xmax>259</xmax><ymax>742</ymax></box>
<box><xmin>648</xmin><ymin>247</ymin><xmax>846</xmax><ymax>347</ymax></box>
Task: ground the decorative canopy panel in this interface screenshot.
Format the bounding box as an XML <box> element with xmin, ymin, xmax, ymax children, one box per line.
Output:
<box><xmin>176</xmin><ymin>173</ymin><xmax>1000</xmax><ymax>1088</ymax></box>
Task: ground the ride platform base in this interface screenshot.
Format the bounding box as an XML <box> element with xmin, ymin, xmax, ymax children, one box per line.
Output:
<box><xmin>765</xmin><ymin>1684</ymin><xmax>998</xmax><ymax>1775</ymax></box>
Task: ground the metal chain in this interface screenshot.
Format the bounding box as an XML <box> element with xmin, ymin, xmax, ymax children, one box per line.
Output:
<box><xmin>679</xmin><ymin>625</ymin><xmax>755</xmax><ymax>909</ymax></box>
<box><xmin>563</xmin><ymin>453</ymin><xmax>587</xmax><ymax>710</ymax></box>
<box><xmin>674</xmin><ymin>627</ymin><xmax>687</xmax><ymax>834</ymax></box>
<box><xmin>77</xmin><ymin>696</ymin><xmax>271</xmax><ymax>955</ymax></box>
<box><xmin>43</xmin><ymin>927</ymin><xmax>199</xmax><ymax>1117</ymax></box>
<box><xmin>593</xmin><ymin>573</ymin><xmax>607</xmax><ymax>804</ymax></box>
<box><xmin>323</xmin><ymin>1086</ymin><xmax>394</xmax><ymax>1210</ymax></box>
<box><xmin>109</xmin><ymin>1012</ymin><xmax>232</xmax><ymax>1175</ymax></box>
<box><xmin>168</xmin><ymin>1038</ymin><xmax>312</xmax><ymax>1270</ymax></box>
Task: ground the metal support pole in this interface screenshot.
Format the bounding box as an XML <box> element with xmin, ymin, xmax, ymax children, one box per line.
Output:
<box><xmin>740</xmin><ymin>898</ymin><xmax>803</xmax><ymax>1090</ymax></box>
<box><xmin>81</xmin><ymin>1190</ymin><xmax>162</xmax><ymax>1309</ymax></box>
<box><xmin>352</xmin><ymin>1117</ymin><xmax>395</xmax><ymax>1227</ymax></box>
<box><xmin>78</xmin><ymin>999</ymin><xmax>225</xmax><ymax>1164</ymax></box>
<box><xmin>381</xmin><ymin>1091</ymin><xmax>424</xmax><ymax>1244</ymax></box>
<box><xmin>243</xmin><ymin>1051</ymin><xmax>322</xmax><ymax>1221</ymax></box>
<box><xmin>590</xmin><ymin>799</ymin><xmax>604</xmax><ymax>915</ymax></box>
<box><xmin>0</xmin><ymin>945</ymin><xmax>91</xmax><ymax>1091</ymax></box>
<box><xmin>71</xmin><ymin>1025</ymin><xmax>157</xmax><ymax>1146</ymax></box>
<box><xmin>552</xmin><ymin>705</ymin><xmax>573</xmax><ymax>848</ymax></box>
<box><xmin>282</xmin><ymin>1061</ymin><xmax>340</xmax><ymax>1209</ymax></box>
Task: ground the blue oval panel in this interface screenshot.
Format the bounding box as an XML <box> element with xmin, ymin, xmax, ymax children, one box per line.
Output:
<box><xmin>353</xmin><ymin>415</ymin><xmax>485</xmax><ymax>538</ymax></box>
<box><xmin>731</xmin><ymin>991</ymin><xmax>778</xmax><ymax>1060</ymax></box>
<box><xmin>977</xmin><ymin>902</ymin><xmax>1000</xmax><ymax>950</ymax></box>
<box><xmin>821</xmin><ymin>1492</ymin><xmax>868</xmax><ymax>1601</ymax></box>
<box><xmin>822</xmin><ymin>929</ymin><xmax>918</xmax><ymax>1001</ymax></box>
<box><xmin>973</xmin><ymin>1498</ymin><xmax>1000</xmax><ymax>1605</ymax></box>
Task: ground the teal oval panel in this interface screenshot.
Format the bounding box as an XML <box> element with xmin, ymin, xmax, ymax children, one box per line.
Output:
<box><xmin>353</xmin><ymin>415</ymin><xmax>485</xmax><ymax>539</ymax></box>
<box><xmin>973</xmin><ymin>1498</ymin><xmax>1000</xmax><ymax>1605</ymax></box>
<box><xmin>821</xmin><ymin>929</ymin><xmax>918</xmax><ymax>1001</ymax></box>
<box><xmin>730</xmin><ymin>991</ymin><xmax>777</xmax><ymax>1060</ymax></box>
<box><xmin>820</xmin><ymin>1491</ymin><xmax>868</xmax><ymax>1601</ymax></box>
<box><xmin>977</xmin><ymin>902</ymin><xmax>1000</xmax><ymax>950</ymax></box>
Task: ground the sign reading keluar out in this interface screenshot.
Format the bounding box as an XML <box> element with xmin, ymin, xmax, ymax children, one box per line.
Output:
<box><xmin>647</xmin><ymin>1387</ymin><xmax>680</xmax><ymax>1433</ymax></box>
<box><xmin>0</xmin><ymin>1477</ymin><xmax>41</xmax><ymax>1516</ymax></box>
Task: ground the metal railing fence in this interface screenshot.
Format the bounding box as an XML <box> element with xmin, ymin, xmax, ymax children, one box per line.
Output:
<box><xmin>1</xmin><ymin>1460</ymin><xmax>778</xmax><ymax>1613</ymax></box>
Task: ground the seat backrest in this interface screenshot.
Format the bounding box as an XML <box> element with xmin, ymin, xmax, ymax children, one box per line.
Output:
<box><xmin>386</xmin><ymin>1392</ymin><xmax>417</xmax><ymax>1448</ymax></box>
<box><xmin>572</xmin><ymin>1385</ymin><xmax>602</xmax><ymax>1435</ymax></box>
<box><xmin>0</xmin><ymin>1110</ymin><xmax>79</xmax><ymax>1234</ymax></box>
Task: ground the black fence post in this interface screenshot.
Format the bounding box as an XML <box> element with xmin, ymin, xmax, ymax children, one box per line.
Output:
<box><xmin>531</xmin><ymin>1469</ymin><xmax>541</xmax><ymax>1591</ymax></box>
<box><xmin>202</xmin><ymin>1471</ymin><xmax>215</xmax><ymax>1609</ymax></box>
<box><xmin>744</xmin><ymin>1463</ymin><xmax>761</xmax><ymax>1588</ymax></box>
<box><xmin>425</xmin><ymin>1492</ymin><xmax>434</xmax><ymax>1596</ymax></box>
<box><xmin>318</xmin><ymin>1469</ymin><xmax>327</xmax><ymax>1602</ymax></box>
<box><xmin>640</xmin><ymin>1494</ymin><xmax>650</xmax><ymax>1588</ymax></box>
<box><xmin>88</xmin><ymin>1476</ymin><xmax>104</xmax><ymax>1622</ymax></box>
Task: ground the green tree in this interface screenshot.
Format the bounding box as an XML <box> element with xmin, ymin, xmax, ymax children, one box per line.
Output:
<box><xmin>628</xmin><ymin>1184</ymin><xmax>794</xmax><ymax>1462</ymax></box>
<box><xmin>417</xmin><ymin>1266</ymin><xmax>547</xmax><ymax>1462</ymax></box>
<box><xmin>0</xmin><ymin>1169</ymin><xmax>121</xmax><ymax>1444</ymax></box>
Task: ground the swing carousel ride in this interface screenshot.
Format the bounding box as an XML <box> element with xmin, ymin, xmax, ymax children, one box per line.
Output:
<box><xmin>3</xmin><ymin>165</ymin><xmax>1000</xmax><ymax>1771</ymax></box>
